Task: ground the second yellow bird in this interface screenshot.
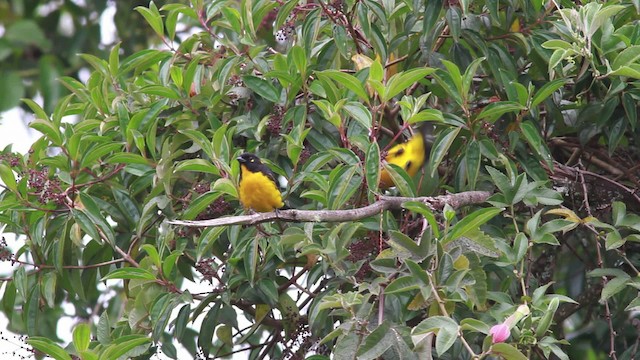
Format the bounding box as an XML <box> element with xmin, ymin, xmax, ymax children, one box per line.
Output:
<box><xmin>379</xmin><ymin>131</ymin><xmax>428</xmax><ymax>188</ymax></box>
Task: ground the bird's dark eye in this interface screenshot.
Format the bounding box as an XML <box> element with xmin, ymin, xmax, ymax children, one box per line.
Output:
<box><xmin>395</xmin><ymin>148</ymin><xmax>405</xmax><ymax>156</ymax></box>
<box><xmin>405</xmin><ymin>161</ymin><xmax>412</xmax><ymax>170</ymax></box>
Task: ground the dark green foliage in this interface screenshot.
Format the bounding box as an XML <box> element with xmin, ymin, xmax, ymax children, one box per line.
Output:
<box><xmin>1</xmin><ymin>0</ymin><xmax>640</xmax><ymax>359</ymax></box>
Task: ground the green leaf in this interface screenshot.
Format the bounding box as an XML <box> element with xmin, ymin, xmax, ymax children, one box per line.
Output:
<box><xmin>174</xmin><ymin>159</ymin><xmax>220</xmax><ymax>175</ymax></box>
<box><xmin>385</xmin><ymin>276</ymin><xmax>421</xmax><ymax>294</ymax></box>
<box><xmin>441</xmin><ymin>60</ymin><xmax>463</xmax><ymax>96</ymax></box>
<box><xmin>412</xmin><ymin>316</ymin><xmax>459</xmax><ymax>355</ymax></box>
<box><xmin>108</xmin><ymin>43</ymin><xmax>121</xmax><ymax>75</ymax></box>
<box><xmin>531</xmin><ymin>79</ymin><xmax>566</xmax><ymax>108</ymax></box>
<box><xmin>317</xmin><ymin>70</ymin><xmax>369</xmax><ymax>102</ymax></box>
<box><xmin>381</xmin><ymin>163</ymin><xmax>416</xmax><ymax>197</ymax></box>
<box><xmin>365</xmin><ymin>141</ymin><xmax>380</xmax><ymax>191</ymax></box>
<box><xmin>182</xmin><ymin>192</ymin><xmax>221</xmax><ymax>220</ymax></box>
<box><xmin>356</xmin><ymin>321</ymin><xmax>394</xmax><ymax>359</ymax></box>
<box><xmin>443</xmin><ymin>208</ymin><xmax>502</xmax><ymax>245</ymax></box>
<box><xmin>105</xmin><ymin>153</ymin><xmax>150</xmax><ymax>165</ymax></box>
<box><xmin>243</xmin><ymin>75</ymin><xmax>280</xmax><ymax>103</ymax></box>
<box><xmin>27</xmin><ymin>337</ymin><xmax>72</xmax><ymax>360</ymax></box>
<box><xmin>520</xmin><ymin>121</ymin><xmax>552</xmax><ymax>167</ymax></box>
<box><xmin>430</xmin><ymin>127</ymin><xmax>461</xmax><ymax>177</ymax></box>
<box><xmin>476</xmin><ymin>101</ymin><xmax>525</xmax><ymax>123</ymax></box>
<box><xmin>289</xmin><ymin>45</ymin><xmax>307</xmax><ymax>77</ymax></box>
<box><xmin>141</xmin><ymin>244</ymin><xmax>161</xmax><ymax>270</ymax></box>
<box><xmin>22</xmin><ymin>98</ymin><xmax>50</xmax><ymax>123</ymax></box>
<box><xmin>174</xmin><ymin>304</ymin><xmax>191</xmax><ymax>340</ymax></box>
<box><xmin>465</xmin><ymin>140</ymin><xmax>481</xmax><ymax>189</ymax></box>
<box><xmin>101</xmin><ymin>268</ymin><xmax>157</xmax><ymax>281</ymax></box>
<box><xmin>135</xmin><ymin>3</ymin><xmax>164</xmax><ymax>38</ymax></box>
<box><xmin>383</xmin><ymin>68</ymin><xmax>435</xmax><ymax>101</ymax></box>
<box><xmin>73</xmin><ymin>323</ymin><xmax>92</xmax><ymax>352</ymax></box>
<box><xmin>5</xmin><ymin>20</ymin><xmax>51</xmax><ymax>51</ymax></box>
<box><xmin>535</xmin><ymin>297</ymin><xmax>559</xmax><ymax>338</ymax></box>
<box><xmin>0</xmin><ymin>164</ymin><xmax>17</xmax><ymax>192</ymax></box>
<box><xmin>29</xmin><ymin>118</ymin><xmax>63</xmax><ymax>146</ymax></box>
<box><xmin>327</xmin><ymin>166</ymin><xmax>360</xmax><ymax>209</ymax></box>
<box><xmin>342</xmin><ymin>102</ymin><xmax>372</xmax><ymax>129</ymax></box>
<box><xmin>541</xmin><ymin>39</ymin><xmax>573</xmax><ymax>50</ymax></box>
<box><xmin>140</xmin><ymin>85</ymin><xmax>181</xmax><ymax>99</ymax></box>
<box><xmin>162</xmin><ymin>252</ymin><xmax>182</xmax><ymax>279</ymax></box>
<box><xmin>81</xmin><ymin>143</ymin><xmax>124</xmax><ymax>168</ymax></box>
<box><xmin>623</xmin><ymin>92</ymin><xmax>637</xmax><ymax>130</ymax></box>
<box><xmin>221</xmin><ymin>7</ymin><xmax>242</xmax><ymax>33</ymax></box>
<box><xmin>600</xmin><ymin>275</ymin><xmax>630</xmax><ymax>302</ymax></box>
<box><xmin>462</xmin><ymin>57</ymin><xmax>485</xmax><ymax>98</ymax></box>
<box><xmin>99</xmin><ymin>335</ymin><xmax>152</xmax><ymax>360</ymax></box>
<box><xmin>72</xmin><ymin>209</ymin><xmax>101</xmax><ymax>243</ymax></box>
<box><xmin>460</xmin><ymin>318</ymin><xmax>490</xmax><ymax>333</ymax></box>
<box><xmin>491</xmin><ymin>343</ymin><xmax>528</xmax><ymax>360</ymax></box>
<box><xmin>408</xmin><ymin>109</ymin><xmax>444</xmax><ymax>124</ymax></box>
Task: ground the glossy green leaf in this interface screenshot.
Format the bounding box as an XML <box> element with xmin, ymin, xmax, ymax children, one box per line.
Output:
<box><xmin>343</xmin><ymin>102</ymin><xmax>372</xmax><ymax>129</ymax></box>
<box><xmin>73</xmin><ymin>323</ymin><xmax>92</xmax><ymax>352</ymax></box>
<box><xmin>174</xmin><ymin>159</ymin><xmax>220</xmax><ymax>175</ymax></box>
<box><xmin>385</xmin><ymin>276</ymin><xmax>421</xmax><ymax>294</ymax></box>
<box><xmin>531</xmin><ymin>79</ymin><xmax>566</xmax><ymax>108</ymax></box>
<box><xmin>141</xmin><ymin>244</ymin><xmax>161</xmax><ymax>270</ymax></box>
<box><xmin>29</xmin><ymin>117</ymin><xmax>63</xmax><ymax>146</ymax></box>
<box><xmin>365</xmin><ymin>141</ymin><xmax>380</xmax><ymax>192</ymax></box>
<box><xmin>27</xmin><ymin>337</ymin><xmax>72</xmax><ymax>360</ymax></box>
<box><xmin>243</xmin><ymin>75</ymin><xmax>280</xmax><ymax>103</ymax></box>
<box><xmin>356</xmin><ymin>321</ymin><xmax>394</xmax><ymax>359</ymax></box>
<box><xmin>476</xmin><ymin>102</ymin><xmax>525</xmax><ymax>122</ymax></box>
<box><xmin>0</xmin><ymin>164</ymin><xmax>17</xmax><ymax>192</ymax></box>
<box><xmin>443</xmin><ymin>207</ymin><xmax>502</xmax><ymax>245</ymax></box>
<box><xmin>383</xmin><ymin>68</ymin><xmax>435</xmax><ymax>102</ymax></box>
<box><xmin>430</xmin><ymin>127</ymin><xmax>461</xmax><ymax>177</ymax></box>
<box><xmin>99</xmin><ymin>335</ymin><xmax>152</xmax><ymax>360</ymax></box>
<box><xmin>317</xmin><ymin>70</ymin><xmax>369</xmax><ymax>102</ymax></box>
<box><xmin>135</xmin><ymin>3</ymin><xmax>164</xmax><ymax>38</ymax></box>
<box><xmin>491</xmin><ymin>343</ymin><xmax>528</xmax><ymax>360</ymax></box>
<box><xmin>101</xmin><ymin>268</ymin><xmax>157</xmax><ymax>281</ymax></box>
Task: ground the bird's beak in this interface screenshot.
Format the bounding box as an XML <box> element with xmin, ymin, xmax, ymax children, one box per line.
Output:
<box><xmin>236</xmin><ymin>156</ymin><xmax>244</xmax><ymax>163</ymax></box>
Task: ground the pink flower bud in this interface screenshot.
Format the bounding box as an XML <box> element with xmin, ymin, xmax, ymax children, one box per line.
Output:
<box><xmin>489</xmin><ymin>323</ymin><xmax>510</xmax><ymax>343</ymax></box>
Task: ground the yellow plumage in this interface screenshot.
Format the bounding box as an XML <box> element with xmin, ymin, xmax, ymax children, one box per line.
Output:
<box><xmin>237</xmin><ymin>153</ymin><xmax>284</xmax><ymax>212</ymax></box>
<box><xmin>379</xmin><ymin>132</ymin><xmax>427</xmax><ymax>188</ymax></box>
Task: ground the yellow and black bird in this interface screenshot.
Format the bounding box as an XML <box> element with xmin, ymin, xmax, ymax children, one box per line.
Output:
<box><xmin>379</xmin><ymin>126</ymin><xmax>434</xmax><ymax>188</ymax></box>
<box><xmin>237</xmin><ymin>153</ymin><xmax>285</xmax><ymax>212</ymax></box>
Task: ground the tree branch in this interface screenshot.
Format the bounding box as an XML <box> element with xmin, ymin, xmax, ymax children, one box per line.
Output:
<box><xmin>168</xmin><ymin>191</ymin><xmax>491</xmax><ymax>228</ymax></box>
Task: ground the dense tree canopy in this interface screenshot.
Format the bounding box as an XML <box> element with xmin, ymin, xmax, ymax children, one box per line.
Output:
<box><xmin>2</xmin><ymin>0</ymin><xmax>640</xmax><ymax>359</ymax></box>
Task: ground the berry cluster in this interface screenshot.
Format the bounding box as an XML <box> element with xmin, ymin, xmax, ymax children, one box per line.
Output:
<box><xmin>195</xmin><ymin>257</ymin><xmax>218</xmax><ymax>284</ymax></box>
<box><xmin>298</xmin><ymin>147</ymin><xmax>311</xmax><ymax>164</ymax></box>
<box><xmin>227</xmin><ymin>74</ymin><xmax>243</xmax><ymax>87</ymax></box>
<box><xmin>0</xmin><ymin>152</ymin><xmax>21</xmax><ymax>167</ymax></box>
<box><xmin>347</xmin><ymin>235</ymin><xmax>378</xmax><ymax>281</ymax></box>
<box><xmin>276</xmin><ymin>25</ymin><xmax>295</xmax><ymax>42</ymax></box>
<box><xmin>0</xmin><ymin>237</ymin><xmax>12</xmax><ymax>261</ymax></box>
<box><xmin>197</xmin><ymin>196</ymin><xmax>232</xmax><ymax>221</ymax></box>
<box><xmin>27</xmin><ymin>168</ymin><xmax>66</xmax><ymax>205</ymax></box>
<box><xmin>267</xmin><ymin>105</ymin><xmax>285</xmax><ymax>136</ymax></box>
<box><xmin>283</xmin><ymin>322</ymin><xmax>313</xmax><ymax>360</ymax></box>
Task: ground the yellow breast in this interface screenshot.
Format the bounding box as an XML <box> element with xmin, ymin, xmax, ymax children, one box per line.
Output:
<box><xmin>239</xmin><ymin>166</ymin><xmax>284</xmax><ymax>212</ymax></box>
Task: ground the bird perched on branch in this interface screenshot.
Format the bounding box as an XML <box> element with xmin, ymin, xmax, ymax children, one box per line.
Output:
<box><xmin>237</xmin><ymin>153</ymin><xmax>285</xmax><ymax>212</ymax></box>
<box><xmin>379</xmin><ymin>126</ymin><xmax>434</xmax><ymax>188</ymax></box>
